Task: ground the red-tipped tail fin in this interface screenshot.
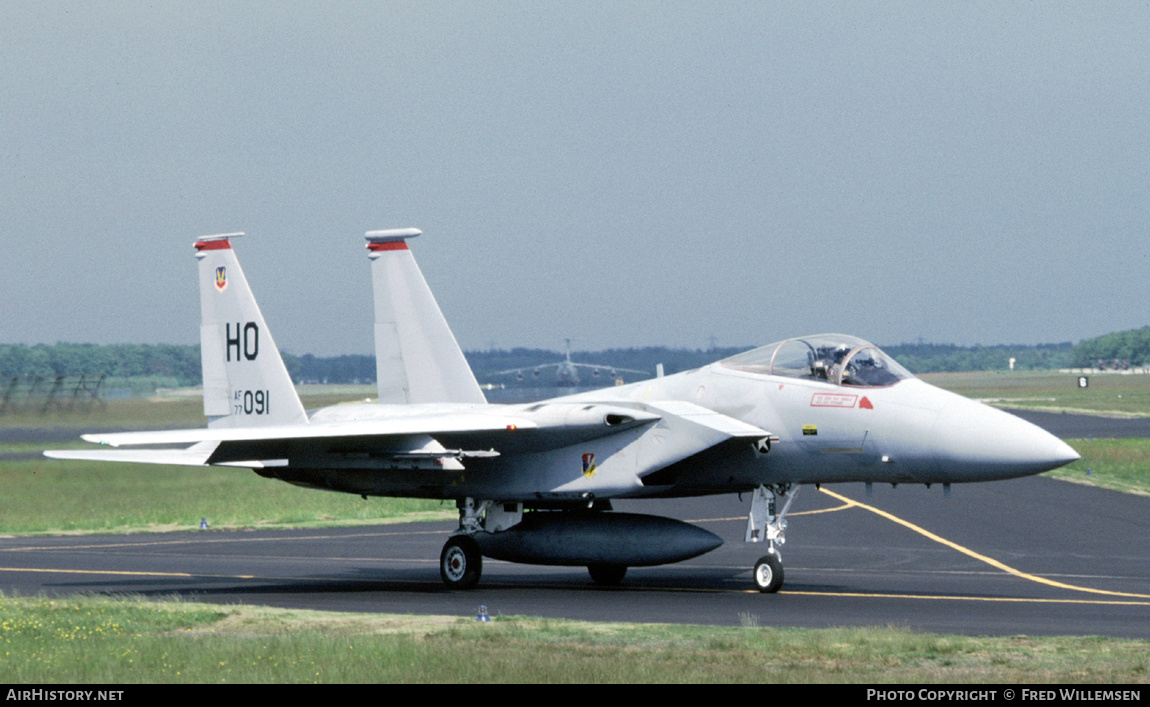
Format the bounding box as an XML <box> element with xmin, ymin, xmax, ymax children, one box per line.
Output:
<box><xmin>195</xmin><ymin>233</ymin><xmax>308</xmax><ymax>428</ymax></box>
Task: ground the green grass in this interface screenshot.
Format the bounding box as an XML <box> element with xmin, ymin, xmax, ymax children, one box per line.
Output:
<box><xmin>0</xmin><ymin>386</ymin><xmax>377</xmax><ymax>431</ymax></box>
<box><xmin>1049</xmin><ymin>438</ymin><xmax>1150</xmax><ymax>496</ymax></box>
<box><xmin>0</xmin><ymin>459</ymin><xmax>451</xmax><ymax>534</ymax></box>
<box><xmin>0</xmin><ymin>397</ymin><xmax>205</xmax><ymax>431</ymax></box>
<box><xmin>0</xmin><ymin>595</ymin><xmax>1145</xmax><ymax>683</ymax></box>
<box><xmin>922</xmin><ymin>371</ymin><xmax>1150</xmax><ymax>416</ymax></box>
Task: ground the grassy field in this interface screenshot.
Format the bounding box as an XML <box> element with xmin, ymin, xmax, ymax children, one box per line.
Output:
<box><xmin>1047</xmin><ymin>438</ymin><xmax>1150</xmax><ymax>496</ymax></box>
<box><xmin>0</xmin><ymin>385</ymin><xmax>377</xmax><ymax>431</ymax></box>
<box><xmin>921</xmin><ymin>370</ymin><xmax>1150</xmax><ymax>416</ymax></box>
<box><xmin>0</xmin><ymin>459</ymin><xmax>453</xmax><ymax>534</ymax></box>
<box><xmin>0</xmin><ymin>595</ymin><xmax>1146</xmax><ymax>683</ymax></box>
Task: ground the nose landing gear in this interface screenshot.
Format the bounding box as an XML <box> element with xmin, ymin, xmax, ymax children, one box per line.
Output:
<box><xmin>745</xmin><ymin>484</ymin><xmax>798</xmax><ymax>593</ymax></box>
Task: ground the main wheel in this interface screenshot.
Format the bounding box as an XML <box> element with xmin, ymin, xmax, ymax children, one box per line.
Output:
<box><xmin>440</xmin><ymin>535</ymin><xmax>482</xmax><ymax>589</ymax></box>
<box><xmin>753</xmin><ymin>553</ymin><xmax>784</xmax><ymax>593</ymax></box>
<box><xmin>587</xmin><ymin>564</ymin><xmax>627</xmax><ymax>586</ymax></box>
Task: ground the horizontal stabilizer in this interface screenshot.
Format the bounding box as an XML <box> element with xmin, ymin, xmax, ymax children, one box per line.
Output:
<box><xmin>43</xmin><ymin>446</ymin><xmax>214</xmax><ymax>467</ymax></box>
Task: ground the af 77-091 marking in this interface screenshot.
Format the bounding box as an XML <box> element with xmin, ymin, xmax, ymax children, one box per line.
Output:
<box><xmin>46</xmin><ymin>230</ymin><xmax>1080</xmax><ymax>592</ymax></box>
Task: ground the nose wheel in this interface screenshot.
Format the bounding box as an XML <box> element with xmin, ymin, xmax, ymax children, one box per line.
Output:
<box><xmin>752</xmin><ymin>552</ymin><xmax>784</xmax><ymax>593</ymax></box>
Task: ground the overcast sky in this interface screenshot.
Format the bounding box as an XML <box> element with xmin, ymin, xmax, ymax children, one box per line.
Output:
<box><xmin>3</xmin><ymin>2</ymin><xmax>1148</xmax><ymax>356</ymax></box>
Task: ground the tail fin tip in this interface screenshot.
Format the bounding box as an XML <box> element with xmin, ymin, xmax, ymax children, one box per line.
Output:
<box><xmin>366</xmin><ymin>228</ymin><xmax>422</xmax><ymax>253</ymax></box>
<box><xmin>195</xmin><ymin>233</ymin><xmax>245</xmax><ymax>251</ymax></box>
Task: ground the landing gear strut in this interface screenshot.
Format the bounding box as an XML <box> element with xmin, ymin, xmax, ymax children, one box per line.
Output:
<box><xmin>439</xmin><ymin>498</ymin><xmax>493</xmax><ymax>590</ymax></box>
<box><xmin>745</xmin><ymin>484</ymin><xmax>798</xmax><ymax>593</ymax></box>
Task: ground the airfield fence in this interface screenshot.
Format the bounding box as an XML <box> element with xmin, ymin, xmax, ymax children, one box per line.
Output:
<box><xmin>0</xmin><ymin>374</ymin><xmax>107</xmax><ymax>415</ymax></box>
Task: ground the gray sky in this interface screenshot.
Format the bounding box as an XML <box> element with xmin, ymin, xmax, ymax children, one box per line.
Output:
<box><xmin>3</xmin><ymin>2</ymin><xmax>1148</xmax><ymax>356</ymax></box>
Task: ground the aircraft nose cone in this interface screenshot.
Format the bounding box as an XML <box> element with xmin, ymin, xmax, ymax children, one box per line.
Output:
<box><xmin>932</xmin><ymin>398</ymin><xmax>1080</xmax><ymax>480</ymax></box>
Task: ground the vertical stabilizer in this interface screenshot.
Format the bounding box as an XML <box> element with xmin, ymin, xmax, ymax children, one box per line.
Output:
<box><xmin>195</xmin><ymin>234</ymin><xmax>309</xmax><ymax>428</ymax></box>
<box><xmin>366</xmin><ymin>229</ymin><xmax>486</xmax><ymax>404</ymax></box>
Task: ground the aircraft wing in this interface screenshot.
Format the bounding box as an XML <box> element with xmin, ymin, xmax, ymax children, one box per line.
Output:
<box><xmin>48</xmin><ymin>404</ymin><xmax>665</xmax><ymax>469</ymax></box>
<box><xmin>77</xmin><ymin>413</ymin><xmax>536</xmax><ymax>448</ymax></box>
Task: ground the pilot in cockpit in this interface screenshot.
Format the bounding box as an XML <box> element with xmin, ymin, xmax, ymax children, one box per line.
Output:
<box><xmin>841</xmin><ymin>349</ymin><xmax>901</xmax><ymax>387</ymax></box>
<box><xmin>809</xmin><ymin>345</ymin><xmax>848</xmax><ymax>381</ymax></box>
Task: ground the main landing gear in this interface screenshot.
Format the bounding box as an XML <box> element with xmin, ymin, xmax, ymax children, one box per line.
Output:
<box><xmin>745</xmin><ymin>484</ymin><xmax>798</xmax><ymax>593</ymax></box>
<box><xmin>440</xmin><ymin>535</ymin><xmax>482</xmax><ymax>590</ymax></box>
<box><xmin>438</xmin><ymin>498</ymin><xmax>635</xmax><ymax>590</ymax></box>
<box><xmin>440</xmin><ymin>498</ymin><xmax>495</xmax><ymax>590</ymax></box>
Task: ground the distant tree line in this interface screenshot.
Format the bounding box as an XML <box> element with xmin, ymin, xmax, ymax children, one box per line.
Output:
<box><xmin>882</xmin><ymin>342</ymin><xmax>1074</xmax><ymax>373</ymax></box>
<box><xmin>4</xmin><ymin>333</ymin><xmax>1144</xmax><ymax>391</ymax></box>
<box><xmin>291</xmin><ymin>353</ymin><xmax>374</xmax><ymax>384</ymax></box>
<box><xmin>0</xmin><ymin>344</ymin><xmax>202</xmax><ymax>382</ymax></box>
<box><xmin>1069</xmin><ymin>326</ymin><xmax>1150</xmax><ymax>368</ymax></box>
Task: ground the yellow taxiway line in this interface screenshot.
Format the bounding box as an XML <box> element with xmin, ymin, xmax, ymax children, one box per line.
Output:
<box><xmin>817</xmin><ymin>487</ymin><xmax>1150</xmax><ymax>600</ymax></box>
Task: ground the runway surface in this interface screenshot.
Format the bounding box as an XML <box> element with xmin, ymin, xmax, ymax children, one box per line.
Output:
<box><xmin>2</xmin><ymin>411</ymin><xmax>1148</xmax><ymax>638</ymax></box>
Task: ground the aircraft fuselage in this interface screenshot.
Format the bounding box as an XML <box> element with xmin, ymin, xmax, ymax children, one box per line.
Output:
<box><xmin>260</xmin><ymin>359</ymin><xmax>1078</xmax><ymax>504</ymax></box>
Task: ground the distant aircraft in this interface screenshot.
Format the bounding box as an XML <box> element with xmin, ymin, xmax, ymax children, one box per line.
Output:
<box><xmin>46</xmin><ymin>230</ymin><xmax>1080</xmax><ymax>593</ymax></box>
<box><xmin>491</xmin><ymin>339</ymin><xmax>647</xmax><ymax>387</ymax></box>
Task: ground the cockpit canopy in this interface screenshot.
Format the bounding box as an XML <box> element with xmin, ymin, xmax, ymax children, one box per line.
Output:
<box><xmin>720</xmin><ymin>334</ymin><xmax>913</xmax><ymax>387</ymax></box>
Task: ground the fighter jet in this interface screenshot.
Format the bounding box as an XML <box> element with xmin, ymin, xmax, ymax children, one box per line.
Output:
<box><xmin>46</xmin><ymin>229</ymin><xmax>1080</xmax><ymax>593</ymax></box>
<box><xmin>491</xmin><ymin>339</ymin><xmax>647</xmax><ymax>387</ymax></box>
